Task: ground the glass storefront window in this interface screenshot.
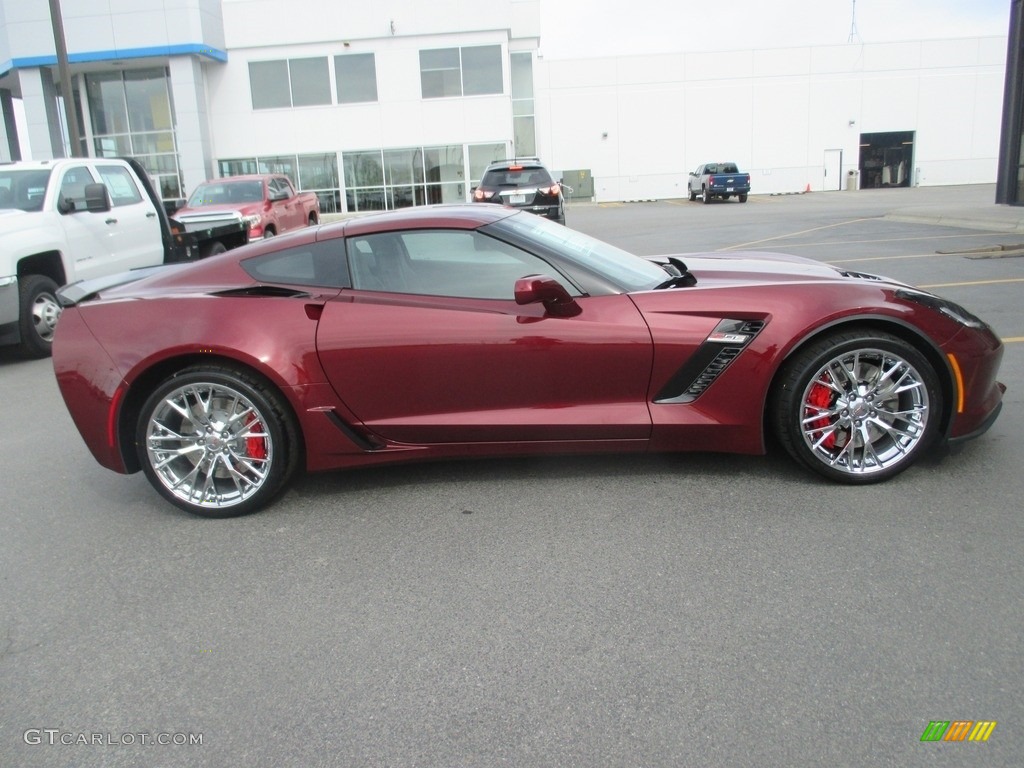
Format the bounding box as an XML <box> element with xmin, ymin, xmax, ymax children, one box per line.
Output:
<box><xmin>93</xmin><ymin>135</ymin><xmax>132</xmax><ymax>157</ymax></box>
<box><xmin>423</xmin><ymin>145</ymin><xmax>464</xmax><ymax>183</ymax></box>
<box><xmin>86</xmin><ymin>73</ymin><xmax>130</xmax><ymax>135</ymax></box>
<box><xmin>383</xmin><ymin>149</ymin><xmax>420</xmax><ymax>186</ymax></box>
<box><xmin>220</xmin><ymin>158</ymin><xmax>260</xmax><ymax>176</ymax></box>
<box><xmin>344</xmin><ymin>151</ymin><xmax>385</xmax><ymax>188</ymax></box>
<box><xmin>514</xmin><ymin>116</ymin><xmax>537</xmax><ymax>158</ymax></box>
<box><xmin>297</xmin><ymin>154</ymin><xmax>339</xmax><ymax>190</ymax></box>
<box><xmin>259</xmin><ymin>155</ymin><xmax>297</xmax><ymax>180</ymax></box>
<box><xmin>124</xmin><ymin>69</ymin><xmax>172</xmax><ymax>131</ymax></box>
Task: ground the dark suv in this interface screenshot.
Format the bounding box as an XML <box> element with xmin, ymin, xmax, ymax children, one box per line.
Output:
<box><xmin>473</xmin><ymin>159</ymin><xmax>565</xmax><ymax>225</ymax></box>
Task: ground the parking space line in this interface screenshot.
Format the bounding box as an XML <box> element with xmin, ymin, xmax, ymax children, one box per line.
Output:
<box><xmin>918</xmin><ymin>278</ymin><xmax>1024</xmax><ymax>289</ymax></box>
<box><xmin>720</xmin><ymin>219</ymin><xmax>873</xmax><ymax>250</ymax></box>
<box><xmin>762</xmin><ymin>232</ymin><xmax>1009</xmax><ymax>251</ymax></box>
<box><xmin>823</xmin><ymin>253</ymin><xmax>948</xmax><ymax>264</ymax></box>
<box><xmin>1002</xmin><ymin>337</ymin><xmax>1024</xmax><ymax>343</ymax></box>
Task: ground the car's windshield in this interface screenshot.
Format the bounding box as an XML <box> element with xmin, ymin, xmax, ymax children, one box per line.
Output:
<box><xmin>0</xmin><ymin>169</ymin><xmax>53</xmax><ymax>211</ymax></box>
<box><xmin>186</xmin><ymin>180</ymin><xmax>263</xmax><ymax>207</ymax></box>
<box><xmin>488</xmin><ymin>211</ymin><xmax>666</xmax><ymax>292</ymax></box>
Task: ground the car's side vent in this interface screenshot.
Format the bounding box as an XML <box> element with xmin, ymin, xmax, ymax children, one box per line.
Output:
<box><xmin>212</xmin><ymin>286</ymin><xmax>312</xmax><ymax>299</ymax></box>
<box><xmin>654</xmin><ymin>319</ymin><xmax>766</xmax><ymax>404</ymax></box>
<box><xmin>838</xmin><ymin>270</ymin><xmax>883</xmax><ymax>281</ymax></box>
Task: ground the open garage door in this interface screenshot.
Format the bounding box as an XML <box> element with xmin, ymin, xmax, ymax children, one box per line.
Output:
<box><xmin>860</xmin><ymin>131</ymin><xmax>915</xmax><ymax>188</ymax></box>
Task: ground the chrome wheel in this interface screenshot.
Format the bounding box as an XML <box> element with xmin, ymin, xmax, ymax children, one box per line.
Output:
<box><xmin>143</xmin><ymin>378</ymin><xmax>277</xmax><ymax>513</ymax></box>
<box><xmin>32</xmin><ymin>290</ymin><xmax>61</xmax><ymax>342</ymax></box>
<box><xmin>799</xmin><ymin>348</ymin><xmax>929</xmax><ymax>475</ymax></box>
<box><xmin>145</xmin><ymin>380</ymin><xmax>272</xmax><ymax>512</ymax></box>
<box><xmin>772</xmin><ymin>331</ymin><xmax>942</xmax><ymax>483</ymax></box>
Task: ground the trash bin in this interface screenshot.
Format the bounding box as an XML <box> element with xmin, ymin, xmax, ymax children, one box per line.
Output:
<box><xmin>846</xmin><ymin>169</ymin><xmax>860</xmax><ymax>191</ymax></box>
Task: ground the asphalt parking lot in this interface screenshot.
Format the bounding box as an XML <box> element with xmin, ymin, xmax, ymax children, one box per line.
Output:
<box><xmin>2</xmin><ymin>185</ymin><xmax>1021</xmax><ymax>767</ymax></box>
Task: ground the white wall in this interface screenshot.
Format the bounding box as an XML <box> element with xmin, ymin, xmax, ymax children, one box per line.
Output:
<box><xmin>536</xmin><ymin>36</ymin><xmax>1006</xmax><ymax>201</ymax></box>
<box><xmin>203</xmin><ymin>31</ymin><xmax>515</xmax><ymax>161</ymax></box>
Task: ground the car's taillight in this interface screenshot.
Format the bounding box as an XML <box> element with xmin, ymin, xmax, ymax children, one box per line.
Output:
<box><xmin>538</xmin><ymin>184</ymin><xmax>560</xmax><ymax>196</ymax></box>
<box><xmin>708</xmin><ymin>175</ymin><xmax>715</xmax><ymax>186</ymax></box>
<box><xmin>473</xmin><ymin>188</ymin><xmax>495</xmax><ymax>201</ymax></box>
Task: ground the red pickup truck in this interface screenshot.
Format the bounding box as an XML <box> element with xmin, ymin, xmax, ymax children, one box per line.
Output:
<box><xmin>175</xmin><ymin>174</ymin><xmax>320</xmax><ymax>239</ymax></box>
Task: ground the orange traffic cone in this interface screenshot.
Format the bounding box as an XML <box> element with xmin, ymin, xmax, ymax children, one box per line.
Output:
<box><xmin>804</xmin><ymin>183</ymin><xmax>811</xmax><ymax>193</ymax></box>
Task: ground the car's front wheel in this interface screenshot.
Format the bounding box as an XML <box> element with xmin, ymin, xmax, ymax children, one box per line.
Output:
<box><xmin>18</xmin><ymin>275</ymin><xmax>61</xmax><ymax>359</ymax></box>
<box><xmin>771</xmin><ymin>330</ymin><xmax>942</xmax><ymax>483</ymax></box>
<box><xmin>136</xmin><ymin>365</ymin><xmax>300</xmax><ymax>517</ymax></box>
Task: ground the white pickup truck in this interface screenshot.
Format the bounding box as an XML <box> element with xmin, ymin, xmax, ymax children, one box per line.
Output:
<box><xmin>0</xmin><ymin>157</ymin><xmax>249</xmax><ymax>358</ymax></box>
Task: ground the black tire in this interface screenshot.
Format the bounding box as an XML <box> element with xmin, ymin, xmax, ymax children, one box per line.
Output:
<box><xmin>688</xmin><ymin>187</ymin><xmax>698</xmax><ymax>202</ymax></box>
<box><xmin>17</xmin><ymin>275</ymin><xmax>61</xmax><ymax>359</ymax></box>
<box><xmin>200</xmin><ymin>240</ymin><xmax>228</xmax><ymax>259</ymax></box>
<box><xmin>702</xmin><ymin>186</ymin><xmax>712</xmax><ymax>204</ymax></box>
<box><xmin>738</xmin><ymin>193</ymin><xmax>748</xmax><ymax>203</ymax></box>
<box><xmin>136</xmin><ymin>365</ymin><xmax>300</xmax><ymax>517</ymax></box>
<box><xmin>770</xmin><ymin>330</ymin><xmax>942</xmax><ymax>484</ymax></box>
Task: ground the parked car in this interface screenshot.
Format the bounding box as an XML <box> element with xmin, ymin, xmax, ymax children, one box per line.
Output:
<box><xmin>688</xmin><ymin>162</ymin><xmax>751</xmax><ymax>203</ymax></box>
<box><xmin>175</xmin><ymin>174</ymin><xmax>320</xmax><ymax>240</ymax></box>
<box><xmin>53</xmin><ymin>205</ymin><xmax>1004</xmax><ymax>518</ymax></box>
<box><xmin>472</xmin><ymin>158</ymin><xmax>565</xmax><ymax>224</ymax></box>
<box><xmin>0</xmin><ymin>157</ymin><xmax>248</xmax><ymax>358</ymax></box>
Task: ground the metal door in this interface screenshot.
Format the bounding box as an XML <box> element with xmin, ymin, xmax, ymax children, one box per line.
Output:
<box><xmin>823</xmin><ymin>149</ymin><xmax>843</xmax><ymax>192</ymax></box>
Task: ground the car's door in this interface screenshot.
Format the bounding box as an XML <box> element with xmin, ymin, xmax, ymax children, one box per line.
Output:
<box><xmin>92</xmin><ymin>162</ymin><xmax>164</xmax><ymax>270</ymax></box>
<box><xmin>270</xmin><ymin>177</ymin><xmax>301</xmax><ymax>232</ymax></box>
<box><xmin>316</xmin><ymin>228</ymin><xmax>654</xmax><ymax>445</ymax></box>
<box><xmin>54</xmin><ymin>164</ymin><xmax>116</xmax><ymax>282</ymax></box>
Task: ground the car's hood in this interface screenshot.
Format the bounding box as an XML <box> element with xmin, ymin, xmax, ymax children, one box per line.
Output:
<box><xmin>175</xmin><ymin>204</ymin><xmax>254</xmax><ymax>219</ymax></box>
<box><xmin>0</xmin><ymin>208</ymin><xmax>43</xmax><ymax>233</ymax></box>
<box><xmin>648</xmin><ymin>251</ymin><xmax>910</xmax><ymax>289</ymax></box>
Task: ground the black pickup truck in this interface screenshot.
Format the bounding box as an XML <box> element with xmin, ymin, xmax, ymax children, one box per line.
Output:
<box><xmin>688</xmin><ymin>162</ymin><xmax>751</xmax><ymax>204</ymax></box>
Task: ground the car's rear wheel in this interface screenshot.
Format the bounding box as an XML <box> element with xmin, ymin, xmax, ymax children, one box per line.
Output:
<box><xmin>136</xmin><ymin>365</ymin><xmax>300</xmax><ymax>517</ymax></box>
<box><xmin>771</xmin><ymin>330</ymin><xmax>942</xmax><ymax>483</ymax></box>
<box><xmin>702</xmin><ymin>186</ymin><xmax>712</xmax><ymax>204</ymax></box>
<box><xmin>739</xmin><ymin>193</ymin><xmax>748</xmax><ymax>203</ymax></box>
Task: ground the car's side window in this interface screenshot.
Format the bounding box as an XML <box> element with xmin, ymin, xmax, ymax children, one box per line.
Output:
<box><xmin>347</xmin><ymin>229</ymin><xmax>577</xmax><ymax>300</ymax></box>
<box><xmin>95</xmin><ymin>165</ymin><xmax>144</xmax><ymax>207</ymax></box>
<box><xmin>58</xmin><ymin>166</ymin><xmax>96</xmax><ymax>212</ymax></box>
<box><xmin>241</xmin><ymin>239</ymin><xmax>350</xmax><ymax>288</ymax></box>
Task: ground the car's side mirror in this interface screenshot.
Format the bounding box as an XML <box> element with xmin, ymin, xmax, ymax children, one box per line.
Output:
<box><xmin>84</xmin><ymin>183</ymin><xmax>111</xmax><ymax>213</ymax></box>
<box><xmin>514</xmin><ymin>275</ymin><xmax>581</xmax><ymax>317</ymax></box>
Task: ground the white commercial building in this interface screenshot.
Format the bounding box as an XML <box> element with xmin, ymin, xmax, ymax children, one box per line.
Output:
<box><xmin>0</xmin><ymin>0</ymin><xmax>1007</xmax><ymax>210</ymax></box>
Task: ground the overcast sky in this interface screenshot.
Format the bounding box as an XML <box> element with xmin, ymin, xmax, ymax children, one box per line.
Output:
<box><xmin>538</xmin><ymin>0</ymin><xmax>1012</xmax><ymax>59</ymax></box>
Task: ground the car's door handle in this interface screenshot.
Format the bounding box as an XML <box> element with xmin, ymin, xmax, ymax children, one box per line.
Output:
<box><xmin>105</xmin><ymin>218</ymin><xmax>118</xmax><ymax>225</ymax></box>
<box><xmin>146</xmin><ymin>211</ymin><xmax>157</xmax><ymax>218</ymax></box>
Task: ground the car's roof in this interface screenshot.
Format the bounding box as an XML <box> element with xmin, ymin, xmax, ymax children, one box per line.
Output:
<box><xmin>338</xmin><ymin>203</ymin><xmax>518</xmax><ymax>237</ymax></box>
<box><xmin>484</xmin><ymin>158</ymin><xmax>547</xmax><ymax>170</ymax></box>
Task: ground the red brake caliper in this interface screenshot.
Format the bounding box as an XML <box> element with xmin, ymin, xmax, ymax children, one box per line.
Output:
<box><xmin>245</xmin><ymin>416</ymin><xmax>267</xmax><ymax>460</ymax></box>
<box><xmin>807</xmin><ymin>378</ymin><xmax>837</xmax><ymax>449</ymax></box>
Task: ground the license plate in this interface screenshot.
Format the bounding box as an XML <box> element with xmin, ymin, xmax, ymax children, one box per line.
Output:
<box><xmin>726</xmin><ymin>187</ymin><xmax>734</xmax><ymax>192</ymax></box>
<box><xmin>509</xmin><ymin>194</ymin><xmax>526</xmax><ymax>204</ymax></box>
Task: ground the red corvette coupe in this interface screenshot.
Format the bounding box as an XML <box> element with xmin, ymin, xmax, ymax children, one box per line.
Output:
<box><xmin>53</xmin><ymin>205</ymin><xmax>1004</xmax><ymax>517</ymax></box>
